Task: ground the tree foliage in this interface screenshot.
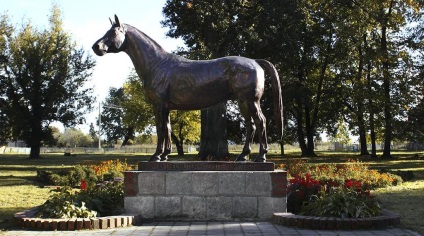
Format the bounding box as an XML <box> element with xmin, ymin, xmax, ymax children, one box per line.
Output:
<box><xmin>122</xmin><ymin>70</ymin><xmax>155</xmax><ymax>135</ymax></box>
<box><xmin>162</xmin><ymin>0</ymin><xmax>424</xmax><ymax>157</ymax></box>
<box><xmin>170</xmin><ymin>110</ymin><xmax>201</xmax><ymax>155</ymax></box>
<box><xmin>0</xmin><ymin>14</ymin><xmax>14</xmax><ymax>145</ymax></box>
<box><xmin>57</xmin><ymin>128</ymin><xmax>93</xmax><ymax>148</ymax></box>
<box><xmin>0</xmin><ymin>5</ymin><xmax>95</xmax><ymax>157</ymax></box>
<box><xmin>100</xmin><ymin>87</ymin><xmax>128</xmax><ymax>146</ymax></box>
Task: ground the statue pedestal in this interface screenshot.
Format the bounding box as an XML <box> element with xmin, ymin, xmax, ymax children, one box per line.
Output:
<box><xmin>124</xmin><ymin>162</ymin><xmax>287</xmax><ymax>221</ymax></box>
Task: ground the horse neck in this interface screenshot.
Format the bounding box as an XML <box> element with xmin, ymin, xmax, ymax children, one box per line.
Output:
<box><xmin>123</xmin><ymin>24</ymin><xmax>168</xmax><ymax>74</ymax></box>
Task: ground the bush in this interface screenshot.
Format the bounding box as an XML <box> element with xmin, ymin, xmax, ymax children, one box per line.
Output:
<box><xmin>287</xmin><ymin>173</ymin><xmax>321</xmax><ymax>213</ymax></box>
<box><xmin>36</xmin><ymin>159</ymin><xmax>131</xmax><ymax>188</ymax></box>
<box><xmin>286</xmin><ymin>159</ymin><xmax>402</xmax><ymax>189</ymax></box>
<box><xmin>283</xmin><ymin>159</ymin><xmax>400</xmax><ymax>217</ymax></box>
<box><xmin>301</xmin><ymin>187</ymin><xmax>381</xmax><ymax>218</ymax></box>
<box><xmin>79</xmin><ymin>178</ymin><xmax>124</xmax><ymax>216</ymax></box>
<box><xmin>36</xmin><ymin>159</ymin><xmax>132</xmax><ymax>218</ymax></box>
<box><xmin>35</xmin><ymin>187</ymin><xmax>97</xmax><ymax>219</ymax></box>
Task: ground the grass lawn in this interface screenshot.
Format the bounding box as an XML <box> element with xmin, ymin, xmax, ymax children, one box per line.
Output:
<box><xmin>1</xmin><ymin>151</ymin><xmax>423</xmax><ymax>234</ymax></box>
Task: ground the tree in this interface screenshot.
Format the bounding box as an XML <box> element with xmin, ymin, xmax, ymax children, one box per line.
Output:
<box><xmin>328</xmin><ymin>120</ymin><xmax>351</xmax><ymax>145</ymax></box>
<box><xmin>57</xmin><ymin>128</ymin><xmax>93</xmax><ymax>148</ymax></box>
<box><xmin>88</xmin><ymin>122</ymin><xmax>99</xmax><ymax>147</ymax></box>
<box><xmin>162</xmin><ymin>0</ymin><xmax>253</xmax><ymax>160</ymax></box>
<box><xmin>170</xmin><ymin>110</ymin><xmax>201</xmax><ymax>155</ymax></box>
<box><xmin>161</xmin><ymin>0</ymin><xmax>424</xmax><ymax>159</ymax></box>
<box><xmin>0</xmin><ymin>5</ymin><xmax>95</xmax><ymax>158</ymax></box>
<box><xmin>101</xmin><ymin>87</ymin><xmax>127</xmax><ymax>145</ymax></box>
<box><xmin>163</xmin><ymin>0</ymin><xmax>289</xmax><ymax>159</ymax></box>
<box><xmin>122</xmin><ymin>70</ymin><xmax>155</xmax><ymax>136</ymax></box>
<box><xmin>0</xmin><ymin>14</ymin><xmax>13</xmax><ymax>145</ymax></box>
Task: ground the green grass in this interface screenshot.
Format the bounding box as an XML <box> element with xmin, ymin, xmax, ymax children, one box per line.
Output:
<box><xmin>1</xmin><ymin>151</ymin><xmax>424</xmax><ymax>234</ymax></box>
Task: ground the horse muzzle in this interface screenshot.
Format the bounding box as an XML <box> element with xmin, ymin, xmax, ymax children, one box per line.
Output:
<box><xmin>92</xmin><ymin>42</ymin><xmax>108</xmax><ymax>56</ymax></box>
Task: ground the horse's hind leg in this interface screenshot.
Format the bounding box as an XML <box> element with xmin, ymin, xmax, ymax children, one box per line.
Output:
<box><xmin>249</xmin><ymin>101</ymin><xmax>268</xmax><ymax>162</ymax></box>
<box><xmin>235</xmin><ymin>100</ymin><xmax>256</xmax><ymax>162</ymax></box>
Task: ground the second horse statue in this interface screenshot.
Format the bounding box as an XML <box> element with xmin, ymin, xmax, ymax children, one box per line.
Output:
<box><xmin>92</xmin><ymin>15</ymin><xmax>283</xmax><ymax>162</ymax></box>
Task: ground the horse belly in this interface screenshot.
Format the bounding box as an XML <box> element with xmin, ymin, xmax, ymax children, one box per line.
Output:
<box><xmin>168</xmin><ymin>81</ymin><xmax>232</xmax><ymax>110</ymax></box>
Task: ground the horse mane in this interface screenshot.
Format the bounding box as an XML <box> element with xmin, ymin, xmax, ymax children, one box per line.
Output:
<box><xmin>124</xmin><ymin>24</ymin><xmax>167</xmax><ymax>54</ymax></box>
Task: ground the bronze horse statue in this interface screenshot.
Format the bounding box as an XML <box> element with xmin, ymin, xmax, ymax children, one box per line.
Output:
<box><xmin>92</xmin><ymin>15</ymin><xmax>283</xmax><ymax>162</ymax></box>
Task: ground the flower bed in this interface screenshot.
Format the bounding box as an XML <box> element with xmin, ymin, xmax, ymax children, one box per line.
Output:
<box><xmin>279</xmin><ymin>159</ymin><xmax>403</xmax><ymax>224</ymax></box>
<box><xmin>273</xmin><ymin>209</ymin><xmax>400</xmax><ymax>230</ymax></box>
<box><xmin>15</xmin><ymin>159</ymin><xmax>136</xmax><ymax>231</ymax></box>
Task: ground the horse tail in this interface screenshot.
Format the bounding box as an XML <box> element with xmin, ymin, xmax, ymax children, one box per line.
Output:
<box><xmin>255</xmin><ymin>59</ymin><xmax>283</xmax><ymax>142</ymax></box>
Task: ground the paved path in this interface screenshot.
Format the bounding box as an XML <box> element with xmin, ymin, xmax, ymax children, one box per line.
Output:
<box><xmin>2</xmin><ymin>222</ymin><xmax>421</xmax><ymax>236</ymax></box>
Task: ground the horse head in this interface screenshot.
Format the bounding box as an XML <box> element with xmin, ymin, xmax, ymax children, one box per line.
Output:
<box><xmin>92</xmin><ymin>15</ymin><xmax>127</xmax><ymax>56</ymax></box>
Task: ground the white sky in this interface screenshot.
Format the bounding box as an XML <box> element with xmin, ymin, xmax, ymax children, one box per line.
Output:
<box><xmin>2</xmin><ymin>0</ymin><xmax>183</xmax><ymax>133</ymax></box>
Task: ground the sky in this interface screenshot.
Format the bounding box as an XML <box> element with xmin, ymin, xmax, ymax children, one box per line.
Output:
<box><xmin>2</xmin><ymin>0</ymin><xmax>183</xmax><ymax>133</ymax></box>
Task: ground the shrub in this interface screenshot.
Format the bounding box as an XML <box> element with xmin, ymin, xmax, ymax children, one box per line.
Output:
<box><xmin>36</xmin><ymin>159</ymin><xmax>131</xmax><ymax>188</ymax></box>
<box><xmin>287</xmin><ymin>173</ymin><xmax>322</xmax><ymax>213</ymax></box>
<box><xmin>36</xmin><ymin>187</ymin><xmax>97</xmax><ymax>219</ymax></box>
<box><xmin>286</xmin><ymin>159</ymin><xmax>402</xmax><ymax>189</ymax></box>
<box><xmin>283</xmin><ymin>159</ymin><xmax>400</xmax><ymax>217</ymax></box>
<box><xmin>36</xmin><ymin>159</ymin><xmax>132</xmax><ymax>218</ymax></box>
<box><xmin>78</xmin><ymin>178</ymin><xmax>124</xmax><ymax>216</ymax></box>
<box><xmin>301</xmin><ymin>185</ymin><xmax>381</xmax><ymax>218</ymax></box>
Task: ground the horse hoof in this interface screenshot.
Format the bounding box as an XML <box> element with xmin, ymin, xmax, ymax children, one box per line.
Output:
<box><xmin>149</xmin><ymin>156</ymin><xmax>161</xmax><ymax>162</ymax></box>
<box><xmin>254</xmin><ymin>155</ymin><xmax>266</xmax><ymax>162</ymax></box>
<box><xmin>235</xmin><ymin>156</ymin><xmax>248</xmax><ymax>162</ymax></box>
<box><xmin>160</xmin><ymin>155</ymin><xmax>168</xmax><ymax>162</ymax></box>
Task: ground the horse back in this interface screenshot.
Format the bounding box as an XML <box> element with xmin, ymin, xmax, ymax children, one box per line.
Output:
<box><xmin>163</xmin><ymin>56</ymin><xmax>264</xmax><ymax>110</ymax></box>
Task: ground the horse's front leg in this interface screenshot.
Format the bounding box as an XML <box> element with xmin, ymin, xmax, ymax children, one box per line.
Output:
<box><xmin>149</xmin><ymin>106</ymin><xmax>171</xmax><ymax>162</ymax></box>
<box><xmin>160</xmin><ymin>111</ymin><xmax>172</xmax><ymax>161</ymax></box>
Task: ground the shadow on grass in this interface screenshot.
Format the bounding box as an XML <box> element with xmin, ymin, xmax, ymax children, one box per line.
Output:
<box><xmin>375</xmin><ymin>184</ymin><xmax>424</xmax><ymax>235</ymax></box>
<box><xmin>0</xmin><ymin>207</ymin><xmax>29</xmax><ymax>231</ymax></box>
<box><xmin>0</xmin><ymin>176</ymin><xmax>38</xmax><ymax>187</ymax></box>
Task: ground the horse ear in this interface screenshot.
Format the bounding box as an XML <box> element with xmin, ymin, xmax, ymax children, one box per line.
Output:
<box><xmin>115</xmin><ymin>14</ymin><xmax>123</xmax><ymax>28</ymax></box>
<box><xmin>109</xmin><ymin>17</ymin><xmax>114</xmax><ymax>26</ymax></box>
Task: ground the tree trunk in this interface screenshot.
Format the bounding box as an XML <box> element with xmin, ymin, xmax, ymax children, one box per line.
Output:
<box><xmin>357</xmin><ymin>104</ymin><xmax>369</xmax><ymax>156</ymax></box>
<box><xmin>294</xmin><ymin>105</ymin><xmax>308</xmax><ymax>155</ymax></box>
<box><xmin>364</xmin><ymin>34</ymin><xmax>378</xmax><ymax>158</ymax></box>
<box><xmin>171</xmin><ymin>132</ymin><xmax>184</xmax><ymax>156</ymax></box>
<box><xmin>121</xmin><ymin>127</ymin><xmax>135</xmax><ymax>147</ymax></box>
<box><xmin>29</xmin><ymin>121</ymin><xmax>42</xmax><ymax>159</ymax></box>
<box><xmin>367</xmin><ymin>82</ymin><xmax>378</xmax><ymax>157</ymax></box>
<box><xmin>304</xmin><ymin>102</ymin><xmax>316</xmax><ymax>157</ymax></box>
<box><xmin>381</xmin><ymin>1</ymin><xmax>394</xmax><ymax>159</ymax></box>
<box><xmin>355</xmin><ymin>37</ymin><xmax>369</xmax><ymax>156</ymax></box>
<box><xmin>369</xmin><ymin>110</ymin><xmax>377</xmax><ymax>158</ymax></box>
<box><xmin>198</xmin><ymin>102</ymin><xmax>229</xmax><ymax>161</ymax></box>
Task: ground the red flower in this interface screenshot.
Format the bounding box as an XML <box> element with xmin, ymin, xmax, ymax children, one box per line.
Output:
<box><xmin>80</xmin><ymin>180</ymin><xmax>87</xmax><ymax>190</ymax></box>
<box><xmin>344</xmin><ymin>179</ymin><xmax>362</xmax><ymax>190</ymax></box>
<box><xmin>345</xmin><ymin>180</ymin><xmax>353</xmax><ymax>188</ymax></box>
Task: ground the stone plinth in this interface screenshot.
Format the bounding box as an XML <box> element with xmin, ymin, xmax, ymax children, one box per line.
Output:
<box><xmin>124</xmin><ymin>162</ymin><xmax>287</xmax><ymax>221</ymax></box>
<box><xmin>138</xmin><ymin>161</ymin><xmax>275</xmax><ymax>171</ymax></box>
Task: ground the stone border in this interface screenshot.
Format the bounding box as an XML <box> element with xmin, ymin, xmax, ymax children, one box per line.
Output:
<box><xmin>14</xmin><ymin>207</ymin><xmax>142</xmax><ymax>231</ymax></box>
<box><xmin>272</xmin><ymin>209</ymin><xmax>401</xmax><ymax>230</ymax></box>
<box><xmin>14</xmin><ymin>208</ymin><xmax>401</xmax><ymax>231</ymax></box>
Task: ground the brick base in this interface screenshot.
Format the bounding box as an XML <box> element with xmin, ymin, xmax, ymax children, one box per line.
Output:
<box><xmin>272</xmin><ymin>209</ymin><xmax>401</xmax><ymax>230</ymax></box>
<box><xmin>14</xmin><ymin>208</ymin><xmax>142</xmax><ymax>231</ymax></box>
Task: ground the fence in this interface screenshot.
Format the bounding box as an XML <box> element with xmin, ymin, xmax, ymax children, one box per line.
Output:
<box><xmin>0</xmin><ymin>146</ymin><xmax>196</xmax><ymax>154</ymax></box>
